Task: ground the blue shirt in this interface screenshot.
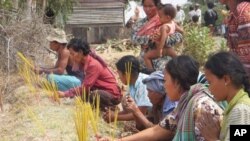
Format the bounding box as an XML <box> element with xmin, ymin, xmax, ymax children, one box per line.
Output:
<box><xmin>129</xmin><ymin>73</ymin><xmax>152</xmax><ymax>107</ymax></box>
<box><xmin>162</xmin><ymin>96</ymin><xmax>178</xmax><ymax>117</ymax></box>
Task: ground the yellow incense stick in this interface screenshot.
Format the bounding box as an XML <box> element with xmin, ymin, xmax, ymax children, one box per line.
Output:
<box><xmin>17</xmin><ymin>52</ymin><xmax>34</xmax><ymax>69</ymax></box>
<box><xmin>111</xmin><ymin>107</ymin><xmax>119</xmax><ymax>141</ymax></box>
<box><xmin>125</xmin><ymin>62</ymin><xmax>132</xmax><ymax>96</ymax></box>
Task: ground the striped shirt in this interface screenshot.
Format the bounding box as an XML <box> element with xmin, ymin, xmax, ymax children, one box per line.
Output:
<box><xmin>220</xmin><ymin>89</ymin><xmax>250</xmax><ymax>141</ymax></box>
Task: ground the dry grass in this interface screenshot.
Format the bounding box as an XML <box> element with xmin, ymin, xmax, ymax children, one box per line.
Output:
<box><xmin>0</xmin><ymin>12</ymin><xmax>52</xmax><ymax>73</ymax></box>
<box><xmin>0</xmin><ymin>84</ymin><xmax>124</xmax><ymax>141</ymax></box>
<box><xmin>0</xmin><ymin>74</ymin><xmax>3</xmax><ymax>112</ymax></box>
<box><xmin>0</xmin><ymin>46</ymin><xmax>134</xmax><ymax>141</ymax></box>
<box><xmin>0</xmin><ymin>17</ymin><xmax>142</xmax><ymax>140</ymax></box>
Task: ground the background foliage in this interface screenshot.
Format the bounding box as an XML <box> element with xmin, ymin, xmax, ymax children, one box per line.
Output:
<box><xmin>182</xmin><ymin>25</ymin><xmax>215</xmax><ymax>65</ymax></box>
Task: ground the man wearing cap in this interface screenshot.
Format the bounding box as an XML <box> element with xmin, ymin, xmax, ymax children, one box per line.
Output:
<box><xmin>125</xmin><ymin>71</ymin><xmax>177</xmax><ymax>130</ymax></box>
<box><xmin>35</xmin><ymin>28</ymin><xmax>82</xmax><ymax>91</ymax></box>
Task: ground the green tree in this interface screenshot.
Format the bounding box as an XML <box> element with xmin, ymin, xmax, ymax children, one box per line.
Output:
<box><xmin>0</xmin><ymin>0</ymin><xmax>13</xmax><ymax>10</ymax></box>
<box><xmin>8</xmin><ymin>0</ymin><xmax>75</xmax><ymax>26</ymax></box>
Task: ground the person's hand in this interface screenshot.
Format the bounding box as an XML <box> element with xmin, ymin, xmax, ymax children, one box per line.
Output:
<box><xmin>57</xmin><ymin>91</ymin><xmax>66</xmax><ymax>98</ymax></box>
<box><xmin>125</xmin><ymin>96</ymin><xmax>138</xmax><ymax>113</ymax></box>
<box><xmin>97</xmin><ymin>137</ymin><xmax>119</xmax><ymax>141</ymax></box>
<box><xmin>197</xmin><ymin>110</ymin><xmax>221</xmax><ymax>141</ymax></box>
<box><xmin>95</xmin><ymin>133</ymin><xmax>120</xmax><ymax>141</ymax></box>
<box><xmin>95</xmin><ymin>136</ymin><xmax>113</xmax><ymax>141</ymax></box>
<box><xmin>103</xmin><ymin>107</ymin><xmax>115</xmax><ymax>123</ymax></box>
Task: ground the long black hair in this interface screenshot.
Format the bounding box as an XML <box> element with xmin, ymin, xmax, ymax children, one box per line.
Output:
<box><xmin>67</xmin><ymin>38</ymin><xmax>90</xmax><ymax>55</ymax></box>
<box><xmin>205</xmin><ymin>52</ymin><xmax>250</xmax><ymax>96</ymax></box>
<box><xmin>165</xmin><ymin>55</ymin><xmax>199</xmax><ymax>91</ymax></box>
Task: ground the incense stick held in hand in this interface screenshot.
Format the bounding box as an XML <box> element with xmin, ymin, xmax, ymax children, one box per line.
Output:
<box><xmin>125</xmin><ymin>62</ymin><xmax>132</xmax><ymax>96</ymax></box>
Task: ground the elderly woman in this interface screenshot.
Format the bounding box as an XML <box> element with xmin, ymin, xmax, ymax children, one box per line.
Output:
<box><xmin>125</xmin><ymin>71</ymin><xmax>177</xmax><ymax>130</ymax></box>
<box><xmin>97</xmin><ymin>55</ymin><xmax>224</xmax><ymax>141</ymax></box>
<box><xmin>219</xmin><ymin>0</ymin><xmax>250</xmax><ymax>74</ymax></box>
<box><xmin>131</xmin><ymin>0</ymin><xmax>183</xmax><ymax>73</ymax></box>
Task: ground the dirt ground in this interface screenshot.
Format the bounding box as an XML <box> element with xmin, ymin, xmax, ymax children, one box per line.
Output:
<box><xmin>0</xmin><ymin>47</ymin><xmax>138</xmax><ymax>141</ymax></box>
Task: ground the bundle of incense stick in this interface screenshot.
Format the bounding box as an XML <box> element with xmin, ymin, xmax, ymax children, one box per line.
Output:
<box><xmin>17</xmin><ymin>52</ymin><xmax>60</xmax><ymax>104</ymax></box>
<box><xmin>74</xmin><ymin>90</ymin><xmax>101</xmax><ymax>140</ymax></box>
<box><xmin>17</xmin><ymin>53</ymin><xmax>41</xmax><ymax>101</ymax></box>
<box><xmin>90</xmin><ymin>91</ymin><xmax>100</xmax><ymax>134</ymax></box>
<box><xmin>17</xmin><ymin>52</ymin><xmax>34</xmax><ymax>69</ymax></box>
<box><xmin>74</xmin><ymin>97</ymin><xmax>89</xmax><ymax>141</ymax></box>
<box><xmin>125</xmin><ymin>62</ymin><xmax>132</xmax><ymax>96</ymax></box>
<box><xmin>111</xmin><ymin>107</ymin><xmax>119</xmax><ymax>141</ymax></box>
<box><xmin>40</xmin><ymin>75</ymin><xmax>60</xmax><ymax>104</ymax></box>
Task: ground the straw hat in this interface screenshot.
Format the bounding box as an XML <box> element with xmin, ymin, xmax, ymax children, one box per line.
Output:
<box><xmin>46</xmin><ymin>28</ymin><xmax>68</xmax><ymax>44</ymax></box>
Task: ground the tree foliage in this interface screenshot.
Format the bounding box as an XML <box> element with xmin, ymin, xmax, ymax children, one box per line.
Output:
<box><xmin>45</xmin><ymin>0</ymin><xmax>75</xmax><ymax>26</ymax></box>
<box><xmin>182</xmin><ymin>25</ymin><xmax>215</xmax><ymax>65</ymax></box>
<box><xmin>1</xmin><ymin>0</ymin><xmax>75</xmax><ymax>27</ymax></box>
<box><xmin>0</xmin><ymin>0</ymin><xmax>13</xmax><ymax>10</ymax></box>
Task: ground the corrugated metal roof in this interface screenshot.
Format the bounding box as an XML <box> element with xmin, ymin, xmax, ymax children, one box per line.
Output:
<box><xmin>66</xmin><ymin>2</ymin><xmax>125</xmax><ymax>27</ymax></box>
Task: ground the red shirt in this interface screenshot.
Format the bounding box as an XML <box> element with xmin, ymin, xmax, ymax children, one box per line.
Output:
<box><xmin>64</xmin><ymin>55</ymin><xmax>121</xmax><ymax>98</ymax></box>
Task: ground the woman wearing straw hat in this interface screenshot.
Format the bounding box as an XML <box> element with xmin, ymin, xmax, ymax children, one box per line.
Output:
<box><xmin>34</xmin><ymin>28</ymin><xmax>82</xmax><ymax>91</ymax></box>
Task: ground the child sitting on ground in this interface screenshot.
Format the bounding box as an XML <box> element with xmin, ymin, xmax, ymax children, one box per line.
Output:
<box><xmin>144</xmin><ymin>4</ymin><xmax>177</xmax><ymax>70</ymax></box>
<box><xmin>103</xmin><ymin>55</ymin><xmax>152</xmax><ymax>127</ymax></box>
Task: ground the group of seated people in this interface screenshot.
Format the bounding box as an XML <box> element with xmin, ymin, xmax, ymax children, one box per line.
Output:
<box><xmin>36</xmin><ymin>28</ymin><xmax>250</xmax><ymax>141</ymax></box>
<box><xmin>34</xmin><ymin>1</ymin><xmax>250</xmax><ymax>141</ymax></box>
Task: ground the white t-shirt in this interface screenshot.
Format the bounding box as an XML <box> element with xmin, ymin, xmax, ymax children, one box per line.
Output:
<box><xmin>188</xmin><ymin>10</ymin><xmax>196</xmax><ymax>21</ymax></box>
<box><xmin>194</xmin><ymin>9</ymin><xmax>202</xmax><ymax>24</ymax></box>
<box><xmin>175</xmin><ymin>9</ymin><xmax>185</xmax><ymax>25</ymax></box>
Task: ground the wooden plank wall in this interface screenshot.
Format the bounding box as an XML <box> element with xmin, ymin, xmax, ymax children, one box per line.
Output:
<box><xmin>66</xmin><ymin>2</ymin><xmax>125</xmax><ymax>27</ymax></box>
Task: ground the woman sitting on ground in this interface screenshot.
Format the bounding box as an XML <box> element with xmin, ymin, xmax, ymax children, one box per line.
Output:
<box><xmin>125</xmin><ymin>70</ymin><xmax>210</xmax><ymax>131</ymax></box>
<box><xmin>198</xmin><ymin>52</ymin><xmax>250</xmax><ymax>141</ymax></box>
<box><xmin>97</xmin><ymin>55</ymin><xmax>224</xmax><ymax>141</ymax></box>
<box><xmin>125</xmin><ymin>71</ymin><xmax>177</xmax><ymax>130</ymax></box>
<box><xmin>58</xmin><ymin>38</ymin><xmax>122</xmax><ymax>109</ymax></box>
